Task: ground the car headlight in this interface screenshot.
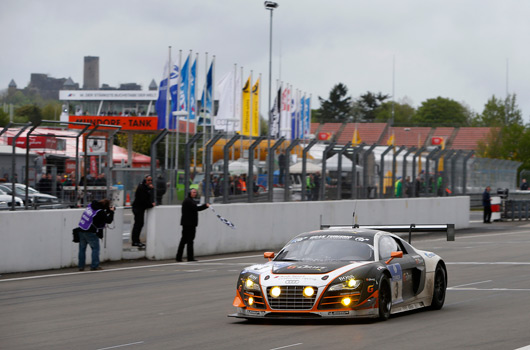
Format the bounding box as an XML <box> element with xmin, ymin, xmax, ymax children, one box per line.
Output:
<box><xmin>243</xmin><ymin>276</ymin><xmax>261</xmax><ymax>291</ymax></box>
<box><xmin>328</xmin><ymin>278</ymin><xmax>362</xmax><ymax>291</ymax></box>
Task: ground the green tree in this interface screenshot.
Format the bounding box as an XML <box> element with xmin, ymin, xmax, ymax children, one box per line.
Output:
<box><xmin>472</xmin><ymin>94</ymin><xmax>523</xmax><ymax>127</ymax></box>
<box><xmin>352</xmin><ymin>91</ymin><xmax>390</xmax><ymax>122</ymax></box>
<box><xmin>374</xmin><ymin>101</ymin><xmax>416</xmax><ymax>125</ymax></box>
<box><xmin>15</xmin><ymin>105</ymin><xmax>42</xmax><ymax>125</ymax></box>
<box><xmin>412</xmin><ymin>97</ymin><xmax>469</xmax><ymax>127</ymax></box>
<box><xmin>317</xmin><ymin>83</ymin><xmax>352</xmax><ymax>122</ymax></box>
<box><xmin>0</xmin><ymin>108</ymin><xmax>9</xmax><ymax>127</ymax></box>
<box><xmin>41</xmin><ymin>101</ymin><xmax>63</xmax><ymax>121</ymax></box>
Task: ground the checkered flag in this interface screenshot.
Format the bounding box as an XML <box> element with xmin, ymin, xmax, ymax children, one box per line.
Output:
<box><xmin>210</xmin><ymin>207</ymin><xmax>236</xmax><ymax>229</ymax></box>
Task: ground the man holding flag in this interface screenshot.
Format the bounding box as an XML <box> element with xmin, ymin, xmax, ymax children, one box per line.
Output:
<box><xmin>177</xmin><ymin>188</ymin><xmax>209</xmax><ymax>262</ymax></box>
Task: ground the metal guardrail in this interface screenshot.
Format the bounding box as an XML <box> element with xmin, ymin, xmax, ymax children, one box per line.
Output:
<box><xmin>503</xmin><ymin>200</ymin><xmax>530</xmax><ymax>221</ymax></box>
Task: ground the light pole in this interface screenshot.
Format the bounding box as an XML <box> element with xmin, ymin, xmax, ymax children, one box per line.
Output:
<box><xmin>265</xmin><ymin>0</ymin><xmax>278</xmax><ymax>195</ymax></box>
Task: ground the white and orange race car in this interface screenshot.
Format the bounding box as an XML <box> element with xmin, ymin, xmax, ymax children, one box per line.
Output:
<box><xmin>229</xmin><ymin>225</ymin><xmax>448</xmax><ymax>321</ymax></box>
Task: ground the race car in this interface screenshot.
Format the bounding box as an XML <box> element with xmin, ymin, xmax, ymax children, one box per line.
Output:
<box><xmin>229</xmin><ymin>224</ymin><xmax>448</xmax><ymax>320</ymax></box>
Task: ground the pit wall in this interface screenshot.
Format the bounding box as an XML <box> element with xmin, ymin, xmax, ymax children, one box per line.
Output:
<box><xmin>0</xmin><ymin>196</ymin><xmax>469</xmax><ymax>273</ymax></box>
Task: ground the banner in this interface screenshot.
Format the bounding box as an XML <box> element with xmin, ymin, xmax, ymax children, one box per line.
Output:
<box><xmin>280</xmin><ymin>85</ymin><xmax>291</xmax><ymax>139</ymax></box>
<box><xmin>241</xmin><ymin>77</ymin><xmax>251</xmax><ymax>136</ymax></box>
<box><xmin>169</xmin><ymin>63</ymin><xmax>180</xmax><ymax>125</ymax></box>
<box><xmin>156</xmin><ymin>60</ymin><xmax>169</xmax><ymax>129</ymax></box>
<box><xmin>201</xmin><ymin>61</ymin><xmax>213</xmax><ymax>115</ymax></box>
<box><xmin>179</xmin><ymin>55</ymin><xmax>190</xmax><ymax>112</ymax></box>
<box><xmin>215</xmin><ymin>68</ymin><xmax>242</xmax><ymax>132</ymax></box>
<box><xmin>271</xmin><ymin>87</ymin><xmax>281</xmax><ymax>139</ymax></box>
<box><xmin>303</xmin><ymin>96</ymin><xmax>311</xmax><ymax>139</ymax></box>
<box><xmin>300</xmin><ymin>94</ymin><xmax>305</xmax><ymax>139</ymax></box>
<box><xmin>189</xmin><ymin>58</ymin><xmax>197</xmax><ymax>120</ymax></box>
<box><xmin>252</xmin><ymin>78</ymin><xmax>260</xmax><ymax>137</ymax></box>
<box><xmin>290</xmin><ymin>90</ymin><xmax>298</xmax><ymax>140</ymax></box>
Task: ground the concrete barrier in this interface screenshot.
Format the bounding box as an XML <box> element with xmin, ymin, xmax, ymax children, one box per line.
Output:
<box><xmin>0</xmin><ymin>196</ymin><xmax>469</xmax><ymax>274</ymax></box>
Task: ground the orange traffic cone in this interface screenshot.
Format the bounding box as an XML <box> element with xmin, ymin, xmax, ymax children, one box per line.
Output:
<box><xmin>125</xmin><ymin>193</ymin><xmax>131</xmax><ymax>206</ymax></box>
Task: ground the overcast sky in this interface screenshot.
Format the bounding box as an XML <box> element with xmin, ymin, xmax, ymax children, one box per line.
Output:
<box><xmin>2</xmin><ymin>0</ymin><xmax>530</xmax><ymax>122</ymax></box>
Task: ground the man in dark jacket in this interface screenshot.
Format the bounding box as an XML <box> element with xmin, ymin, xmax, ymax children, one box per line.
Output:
<box><xmin>176</xmin><ymin>188</ymin><xmax>209</xmax><ymax>262</ymax></box>
<box><xmin>482</xmin><ymin>186</ymin><xmax>492</xmax><ymax>224</ymax></box>
<box><xmin>78</xmin><ymin>198</ymin><xmax>115</xmax><ymax>271</ymax></box>
<box><xmin>131</xmin><ymin>175</ymin><xmax>155</xmax><ymax>248</ymax></box>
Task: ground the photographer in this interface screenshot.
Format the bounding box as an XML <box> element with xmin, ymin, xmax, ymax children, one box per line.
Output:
<box><xmin>77</xmin><ymin>198</ymin><xmax>115</xmax><ymax>271</ymax></box>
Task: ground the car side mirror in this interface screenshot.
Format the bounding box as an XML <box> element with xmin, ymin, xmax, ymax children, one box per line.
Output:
<box><xmin>264</xmin><ymin>252</ymin><xmax>275</xmax><ymax>261</ymax></box>
<box><xmin>385</xmin><ymin>251</ymin><xmax>403</xmax><ymax>265</ymax></box>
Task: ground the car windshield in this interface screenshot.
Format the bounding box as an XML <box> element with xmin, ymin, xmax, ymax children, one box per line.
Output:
<box><xmin>275</xmin><ymin>237</ymin><xmax>374</xmax><ymax>262</ymax></box>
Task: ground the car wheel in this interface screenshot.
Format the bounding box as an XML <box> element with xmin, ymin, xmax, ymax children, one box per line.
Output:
<box><xmin>430</xmin><ymin>264</ymin><xmax>447</xmax><ymax>310</ymax></box>
<box><xmin>378</xmin><ymin>275</ymin><xmax>391</xmax><ymax>320</ymax></box>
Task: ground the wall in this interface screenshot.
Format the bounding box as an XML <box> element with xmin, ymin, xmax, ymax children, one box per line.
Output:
<box><xmin>0</xmin><ymin>197</ymin><xmax>469</xmax><ymax>274</ymax></box>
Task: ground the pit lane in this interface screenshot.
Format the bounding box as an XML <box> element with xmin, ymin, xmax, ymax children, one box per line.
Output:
<box><xmin>1</xmin><ymin>220</ymin><xmax>530</xmax><ymax>350</ymax></box>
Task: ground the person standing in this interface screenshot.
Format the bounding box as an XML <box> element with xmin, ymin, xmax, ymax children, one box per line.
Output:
<box><xmin>395</xmin><ymin>177</ymin><xmax>403</xmax><ymax>198</ymax></box>
<box><xmin>156</xmin><ymin>174</ymin><xmax>167</xmax><ymax>205</ymax></box>
<box><xmin>278</xmin><ymin>150</ymin><xmax>286</xmax><ymax>186</ymax></box>
<box><xmin>77</xmin><ymin>198</ymin><xmax>115</xmax><ymax>271</ymax></box>
<box><xmin>482</xmin><ymin>186</ymin><xmax>492</xmax><ymax>224</ymax></box>
<box><xmin>312</xmin><ymin>171</ymin><xmax>321</xmax><ymax>201</ymax></box>
<box><xmin>131</xmin><ymin>175</ymin><xmax>155</xmax><ymax>248</ymax></box>
<box><xmin>521</xmin><ymin>178</ymin><xmax>529</xmax><ymax>190</ymax></box>
<box><xmin>177</xmin><ymin>188</ymin><xmax>209</xmax><ymax>262</ymax></box>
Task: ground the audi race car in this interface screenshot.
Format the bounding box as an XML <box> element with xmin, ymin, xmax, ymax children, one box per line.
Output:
<box><xmin>230</xmin><ymin>225</ymin><xmax>448</xmax><ymax>321</ymax></box>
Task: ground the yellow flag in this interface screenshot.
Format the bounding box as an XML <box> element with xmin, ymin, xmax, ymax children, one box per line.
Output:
<box><xmin>252</xmin><ymin>79</ymin><xmax>260</xmax><ymax>137</ymax></box>
<box><xmin>387</xmin><ymin>131</ymin><xmax>395</xmax><ymax>146</ymax></box>
<box><xmin>242</xmin><ymin>77</ymin><xmax>251</xmax><ymax>136</ymax></box>
<box><xmin>352</xmin><ymin>126</ymin><xmax>362</xmax><ymax>145</ymax></box>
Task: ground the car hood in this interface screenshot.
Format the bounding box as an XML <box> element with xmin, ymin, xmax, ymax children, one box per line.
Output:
<box><xmin>271</xmin><ymin>261</ymin><xmax>353</xmax><ymax>274</ymax></box>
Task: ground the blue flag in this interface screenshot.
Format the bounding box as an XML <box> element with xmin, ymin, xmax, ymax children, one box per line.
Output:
<box><xmin>189</xmin><ymin>58</ymin><xmax>197</xmax><ymax>120</ymax></box>
<box><xmin>156</xmin><ymin>76</ymin><xmax>168</xmax><ymax>129</ymax></box>
<box><xmin>168</xmin><ymin>64</ymin><xmax>179</xmax><ymax>129</ymax></box>
<box><xmin>179</xmin><ymin>55</ymin><xmax>190</xmax><ymax>113</ymax></box>
<box><xmin>300</xmin><ymin>95</ymin><xmax>305</xmax><ymax>138</ymax></box>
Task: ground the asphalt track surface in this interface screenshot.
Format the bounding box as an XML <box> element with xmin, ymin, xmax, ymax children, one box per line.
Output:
<box><xmin>2</xmin><ymin>217</ymin><xmax>530</xmax><ymax>350</ymax></box>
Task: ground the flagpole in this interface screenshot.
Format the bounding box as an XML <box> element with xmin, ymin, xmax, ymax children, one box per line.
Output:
<box><xmin>193</xmin><ymin>52</ymin><xmax>199</xmax><ymax>174</ymax></box>
<box><xmin>249</xmin><ymin>70</ymin><xmax>253</xmax><ymax>145</ymax></box>
<box><xmin>211</xmin><ymin>55</ymin><xmax>216</xmax><ymax>144</ymax></box>
<box><xmin>202</xmin><ymin>52</ymin><xmax>208</xmax><ymax>169</ymax></box>
<box><xmin>240</xmin><ymin>65</ymin><xmax>244</xmax><ymax>160</ymax></box>
<box><xmin>176</xmin><ymin>50</ymin><xmax>182</xmax><ymax>172</ymax></box>
<box><xmin>186</xmin><ymin>50</ymin><xmax>192</xmax><ymax>146</ymax></box>
<box><xmin>165</xmin><ymin>46</ymin><xmax>171</xmax><ymax>171</ymax></box>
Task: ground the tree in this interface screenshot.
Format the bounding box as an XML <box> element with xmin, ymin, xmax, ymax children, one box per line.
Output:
<box><xmin>352</xmin><ymin>91</ymin><xmax>390</xmax><ymax>122</ymax></box>
<box><xmin>412</xmin><ymin>97</ymin><xmax>469</xmax><ymax>127</ymax></box>
<box><xmin>41</xmin><ymin>102</ymin><xmax>63</xmax><ymax>121</ymax></box>
<box><xmin>15</xmin><ymin>105</ymin><xmax>42</xmax><ymax>125</ymax></box>
<box><xmin>317</xmin><ymin>83</ymin><xmax>352</xmax><ymax>123</ymax></box>
<box><xmin>0</xmin><ymin>108</ymin><xmax>9</xmax><ymax>127</ymax></box>
<box><xmin>373</xmin><ymin>101</ymin><xmax>416</xmax><ymax>125</ymax></box>
<box><xmin>472</xmin><ymin>94</ymin><xmax>523</xmax><ymax>127</ymax></box>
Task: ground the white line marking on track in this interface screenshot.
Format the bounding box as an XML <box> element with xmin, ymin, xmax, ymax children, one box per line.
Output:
<box><xmin>447</xmin><ymin>262</ymin><xmax>530</xmax><ymax>265</ymax></box>
<box><xmin>270</xmin><ymin>343</ymin><xmax>303</xmax><ymax>350</ymax></box>
<box><xmin>97</xmin><ymin>341</ymin><xmax>144</xmax><ymax>350</ymax></box>
<box><xmin>449</xmin><ymin>287</ymin><xmax>530</xmax><ymax>292</ymax></box>
<box><xmin>0</xmin><ymin>254</ymin><xmax>262</xmax><ymax>283</ymax></box>
<box><xmin>450</xmin><ymin>280</ymin><xmax>492</xmax><ymax>288</ymax></box>
<box><xmin>514</xmin><ymin>345</ymin><xmax>530</xmax><ymax>350</ymax></box>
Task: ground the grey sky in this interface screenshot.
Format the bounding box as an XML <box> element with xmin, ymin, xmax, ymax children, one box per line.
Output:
<box><xmin>2</xmin><ymin>0</ymin><xmax>530</xmax><ymax>121</ymax></box>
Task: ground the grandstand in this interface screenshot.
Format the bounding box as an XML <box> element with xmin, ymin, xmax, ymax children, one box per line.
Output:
<box><xmin>309</xmin><ymin>123</ymin><xmax>495</xmax><ymax>151</ymax></box>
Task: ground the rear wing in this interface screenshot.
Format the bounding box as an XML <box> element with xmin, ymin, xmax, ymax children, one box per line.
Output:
<box><xmin>320</xmin><ymin>224</ymin><xmax>455</xmax><ymax>243</ymax></box>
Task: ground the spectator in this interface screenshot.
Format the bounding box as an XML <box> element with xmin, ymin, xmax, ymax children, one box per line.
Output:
<box><xmin>482</xmin><ymin>186</ymin><xmax>492</xmax><ymax>224</ymax></box>
<box><xmin>156</xmin><ymin>174</ymin><xmax>167</xmax><ymax>205</ymax></box>
<box><xmin>521</xmin><ymin>179</ymin><xmax>529</xmax><ymax>191</ymax></box>
<box><xmin>404</xmin><ymin>176</ymin><xmax>412</xmax><ymax>197</ymax></box>
<box><xmin>77</xmin><ymin>198</ymin><xmax>115</xmax><ymax>271</ymax></box>
<box><xmin>176</xmin><ymin>189</ymin><xmax>209</xmax><ymax>262</ymax></box>
<box><xmin>306</xmin><ymin>174</ymin><xmax>315</xmax><ymax>200</ymax></box>
<box><xmin>312</xmin><ymin>171</ymin><xmax>321</xmax><ymax>201</ymax></box>
<box><xmin>131</xmin><ymin>175</ymin><xmax>155</xmax><ymax>248</ymax></box>
<box><xmin>414</xmin><ymin>176</ymin><xmax>422</xmax><ymax>197</ymax></box>
<box><xmin>394</xmin><ymin>177</ymin><xmax>402</xmax><ymax>198</ymax></box>
<box><xmin>278</xmin><ymin>150</ymin><xmax>286</xmax><ymax>186</ymax></box>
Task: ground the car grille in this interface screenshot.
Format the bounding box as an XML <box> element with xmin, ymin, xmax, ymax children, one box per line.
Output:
<box><xmin>266</xmin><ymin>286</ymin><xmax>318</xmax><ymax>310</ymax></box>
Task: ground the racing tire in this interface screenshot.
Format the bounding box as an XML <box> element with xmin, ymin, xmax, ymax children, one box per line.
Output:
<box><xmin>378</xmin><ymin>275</ymin><xmax>392</xmax><ymax>321</ymax></box>
<box><xmin>430</xmin><ymin>264</ymin><xmax>447</xmax><ymax>310</ymax></box>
